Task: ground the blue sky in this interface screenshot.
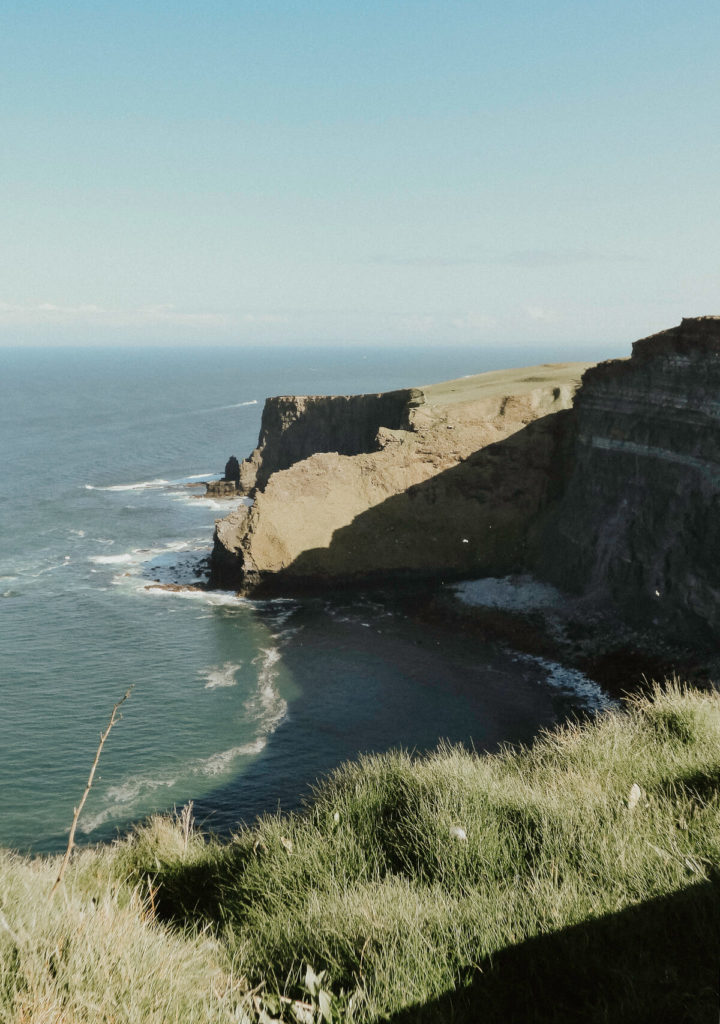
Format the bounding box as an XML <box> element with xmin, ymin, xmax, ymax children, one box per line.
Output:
<box><xmin>1</xmin><ymin>0</ymin><xmax>719</xmax><ymax>351</ymax></box>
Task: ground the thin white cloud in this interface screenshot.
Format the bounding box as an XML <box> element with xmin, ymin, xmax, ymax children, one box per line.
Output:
<box><xmin>367</xmin><ymin>249</ymin><xmax>640</xmax><ymax>269</ymax></box>
<box><xmin>0</xmin><ymin>302</ymin><xmax>228</xmax><ymax>328</ymax></box>
<box><xmin>505</xmin><ymin>249</ymin><xmax>639</xmax><ymax>269</ymax></box>
<box><xmin>450</xmin><ymin>312</ymin><xmax>497</xmax><ymax>331</ymax></box>
<box><xmin>526</xmin><ymin>306</ymin><xmax>560</xmax><ymax>322</ymax></box>
<box><xmin>242</xmin><ymin>313</ymin><xmax>291</xmax><ymax>326</ymax></box>
<box><xmin>135</xmin><ymin>305</ymin><xmax>228</xmax><ymax>327</ymax></box>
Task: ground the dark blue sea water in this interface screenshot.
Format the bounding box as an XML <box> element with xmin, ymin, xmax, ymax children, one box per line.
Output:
<box><xmin>0</xmin><ymin>344</ymin><xmax>607</xmax><ymax>853</ymax></box>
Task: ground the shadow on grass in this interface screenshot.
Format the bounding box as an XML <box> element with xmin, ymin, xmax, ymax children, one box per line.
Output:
<box><xmin>386</xmin><ymin>875</ymin><xmax>720</xmax><ymax>1024</ymax></box>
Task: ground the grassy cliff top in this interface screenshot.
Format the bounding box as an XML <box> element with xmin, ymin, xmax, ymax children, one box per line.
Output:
<box><xmin>419</xmin><ymin>361</ymin><xmax>596</xmax><ymax>408</ymax></box>
<box><xmin>1</xmin><ymin>682</ymin><xmax>718</xmax><ymax>1022</ymax></box>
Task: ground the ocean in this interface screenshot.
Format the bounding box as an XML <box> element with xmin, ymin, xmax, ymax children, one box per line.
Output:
<box><xmin>0</xmin><ymin>344</ymin><xmax>608</xmax><ymax>853</ymax></box>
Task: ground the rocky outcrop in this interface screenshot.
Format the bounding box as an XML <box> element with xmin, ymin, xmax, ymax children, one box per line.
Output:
<box><xmin>209</xmin><ymin>317</ymin><xmax>720</xmax><ymax>640</ymax></box>
<box><xmin>205</xmin><ymin>479</ymin><xmax>240</xmax><ymax>497</ymax></box>
<box><xmin>204</xmin><ymin>455</ymin><xmax>242</xmax><ymax>497</ymax></box>
<box><xmin>236</xmin><ymin>390</ymin><xmax>419</xmax><ymax>492</ymax></box>
<box><xmin>210</xmin><ymin>364</ymin><xmax>592</xmax><ymax>593</ymax></box>
<box><xmin>538</xmin><ymin>316</ymin><xmax>720</xmax><ymax>637</ymax></box>
<box><xmin>224</xmin><ymin>455</ymin><xmax>240</xmax><ymax>485</ymax></box>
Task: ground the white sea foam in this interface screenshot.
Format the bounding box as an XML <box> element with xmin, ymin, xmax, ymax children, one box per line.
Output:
<box><xmin>92</xmin><ymin>538</ymin><xmax>205</xmax><ymax>571</ymax></box>
<box><xmin>91</xmin><ymin>553</ymin><xmax>137</xmax><ymax>565</ymax></box>
<box><xmin>175</xmin><ymin>493</ymin><xmax>253</xmax><ymax>511</ymax></box>
<box><xmin>31</xmin><ymin>560</ymin><xmax>73</xmax><ymax>577</ymax></box>
<box><xmin>199</xmin><ymin>739</ymin><xmax>267</xmax><ymax>775</ymax></box>
<box><xmin>271</xmin><ymin>626</ymin><xmax>302</xmax><ymax>642</ymax></box>
<box><xmin>81</xmin><ymin>739</ymin><xmax>268</xmax><ymax>833</ymax></box>
<box><xmin>69</xmin><ymin>529</ymin><xmax>86</xmax><ymax>538</ymax></box>
<box><xmin>1</xmin><ymin>554</ymin><xmax>70</xmax><ymax>580</ymax></box>
<box><xmin>246</xmin><ymin>647</ymin><xmax>288</xmax><ymax>735</ymax></box>
<box><xmin>519</xmin><ymin>654</ymin><xmax>614</xmax><ymax>713</ymax></box>
<box><xmin>200</xmin><ymin>661</ymin><xmax>242</xmax><ymax>689</ymax></box>
<box><xmin>196</xmin><ymin>399</ymin><xmax>259</xmax><ymax>413</ymax></box>
<box><xmin>80</xmin><ymin>775</ymin><xmax>178</xmax><ymax>832</ymax></box>
<box><xmin>259</xmin><ymin>605</ymin><xmax>297</xmax><ymax>629</ymax></box>
<box><xmin>143</xmin><ymin>586</ymin><xmax>248</xmax><ymax>607</ymax></box>
<box><xmin>163</xmin><ymin>472</ymin><xmax>222</xmax><ymax>489</ymax></box>
<box><xmin>85</xmin><ymin>478</ymin><xmax>171</xmax><ymax>492</ymax></box>
<box><xmin>81</xmin><ymin>658</ymin><xmax>286</xmax><ymax>834</ymax></box>
<box><xmin>453</xmin><ymin>577</ymin><xmax>610</xmax><ymax>711</ymax></box>
<box><xmin>452</xmin><ymin>575</ymin><xmax>565</xmax><ymax>613</ymax></box>
<box><xmin>176</xmin><ymin>496</ymin><xmax>238</xmax><ymax>511</ymax></box>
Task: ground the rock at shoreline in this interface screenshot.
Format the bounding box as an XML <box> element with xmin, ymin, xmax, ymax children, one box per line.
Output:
<box><xmin>224</xmin><ymin>455</ymin><xmax>240</xmax><ymax>485</ymax></box>
<box><xmin>204</xmin><ymin>454</ymin><xmax>242</xmax><ymax>497</ymax></box>
<box><xmin>204</xmin><ymin>479</ymin><xmax>240</xmax><ymax>497</ymax></box>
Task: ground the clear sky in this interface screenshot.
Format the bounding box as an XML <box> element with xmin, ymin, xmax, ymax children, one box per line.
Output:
<box><xmin>2</xmin><ymin>0</ymin><xmax>719</xmax><ymax>351</ymax></box>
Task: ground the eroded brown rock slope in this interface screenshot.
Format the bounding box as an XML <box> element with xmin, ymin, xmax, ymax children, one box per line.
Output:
<box><xmin>210</xmin><ymin>363</ymin><xmax>591</xmax><ymax>593</ymax></box>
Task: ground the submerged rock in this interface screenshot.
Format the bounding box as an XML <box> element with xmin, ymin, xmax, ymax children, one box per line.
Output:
<box><xmin>204</xmin><ymin>479</ymin><xmax>239</xmax><ymax>497</ymax></box>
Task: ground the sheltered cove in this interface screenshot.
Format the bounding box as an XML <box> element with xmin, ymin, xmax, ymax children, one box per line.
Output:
<box><xmin>210</xmin><ymin>317</ymin><xmax>720</xmax><ymax>653</ymax></box>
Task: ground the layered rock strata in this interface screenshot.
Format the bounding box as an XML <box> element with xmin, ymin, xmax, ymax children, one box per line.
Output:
<box><xmin>210</xmin><ymin>364</ymin><xmax>592</xmax><ymax>593</ymax></box>
<box><xmin>539</xmin><ymin>316</ymin><xmax>720</xmax><ymax>637</ymax></box>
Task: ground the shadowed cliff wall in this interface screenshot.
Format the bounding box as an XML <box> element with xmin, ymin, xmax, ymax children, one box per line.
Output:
<box><xmin>538</xmin><ymin>316</ymin><xmax>720</xmax><ymax>636</ymax></box>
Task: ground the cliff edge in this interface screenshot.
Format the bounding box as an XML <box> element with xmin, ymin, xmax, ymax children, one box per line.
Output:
<box><xmin>210</xmin><ymin>363</ymin><xmax>592</xmax><ymax>593</ymax></box>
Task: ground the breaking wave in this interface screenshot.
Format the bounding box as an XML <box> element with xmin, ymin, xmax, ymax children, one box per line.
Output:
<box><xmin>85</xmin><ymin>478</ymin><xmax>170</xmax><ymax>492</ymax></box>
<box><xmin>144</xmin><ymin>586</ymin><xmax>247</xmax><ymax>607</ymax></box>
<box><xmin>517</xmin><ymin>653</ymin><xmax>614</xmax><ymax>713</ymax></box>
<box><xmin>200</xmin><ymin>661</ymin><xmax>242</xmax><ymax>689</ymax></box>
<box><xmin>81</xmin><ymin>646</ymin><xmax>287</xmax><ymax>834</ymax></box>
<box><xmin>195</xmin><ymin>399</ymin><xmax>259</xmax><ymax>413</ymax></box>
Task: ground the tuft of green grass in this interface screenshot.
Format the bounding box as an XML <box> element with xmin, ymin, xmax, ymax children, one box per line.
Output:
<box><xmin>2</xmin><ymin>682</ymin><xmax>720</xmax><ymax>1021</ymax></box>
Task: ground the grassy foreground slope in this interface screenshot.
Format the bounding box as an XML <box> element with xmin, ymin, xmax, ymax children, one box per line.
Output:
<box><xmin>2</xmin><ymin>683</ymin><xmax>719</xmax><ymax>1022</ymax></box>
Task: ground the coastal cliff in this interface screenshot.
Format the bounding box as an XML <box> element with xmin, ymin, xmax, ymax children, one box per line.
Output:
<box><xmin>539</xmin><ymin>316</ymin><xmax>720</xmax><ymax>636</ymax></box>
<box><xmin>210</xmin><ymin>316</ymin><xmax>720</xmax><ymax>638</ymax></box>
<box><xmin>210</xmin><ymin>364</ymin><xmax>591</xmax><ymax>592</ymax></box>
<box><xmin>237</xmin><ymin>390</ymin><xmax>419</xmax><ymax>492</ymax></box>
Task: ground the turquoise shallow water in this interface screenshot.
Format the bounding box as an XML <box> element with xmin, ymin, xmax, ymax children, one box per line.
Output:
<box><xmin>0</xmin><ymin>344</ymin><xmax>604</xmax><ymax>853</ymax></box>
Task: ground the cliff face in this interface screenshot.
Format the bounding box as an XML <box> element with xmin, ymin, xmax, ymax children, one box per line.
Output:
<box><xmin>237</xmin><ymin>390</ymin><xmax>418</xmax><ymax>492</ymax></box>
<box><xmin>539</xmin><ymin>317</ymin><xmax>720</xmax><ymax>636</ymax></box>
<box><xmin>210</xmin><ymin>318</ymin><xmax>720</xmax><ymax>637</ymax></box>
<box><xmin>211</xmin><ymin>364</ymin><xmax>591</xmax><ymax>593</ymax></box>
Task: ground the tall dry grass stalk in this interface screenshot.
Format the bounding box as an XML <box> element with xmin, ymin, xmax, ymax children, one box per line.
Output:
<box><xmin>50</xmin><ymin>688</ymin><xmax>132</xmax><ymax>897</ymax></box>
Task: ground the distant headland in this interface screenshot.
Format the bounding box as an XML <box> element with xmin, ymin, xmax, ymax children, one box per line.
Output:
<box><xmin>208</xmin><ymin>317</ymin><xmax>720</xmax><ymax>650</ymax></box>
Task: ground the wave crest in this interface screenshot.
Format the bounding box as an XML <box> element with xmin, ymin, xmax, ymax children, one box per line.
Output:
<box><xmin>201</xmin><ymin>661</ymin><xmax>242</xmax><ymax>689</ymax></box>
